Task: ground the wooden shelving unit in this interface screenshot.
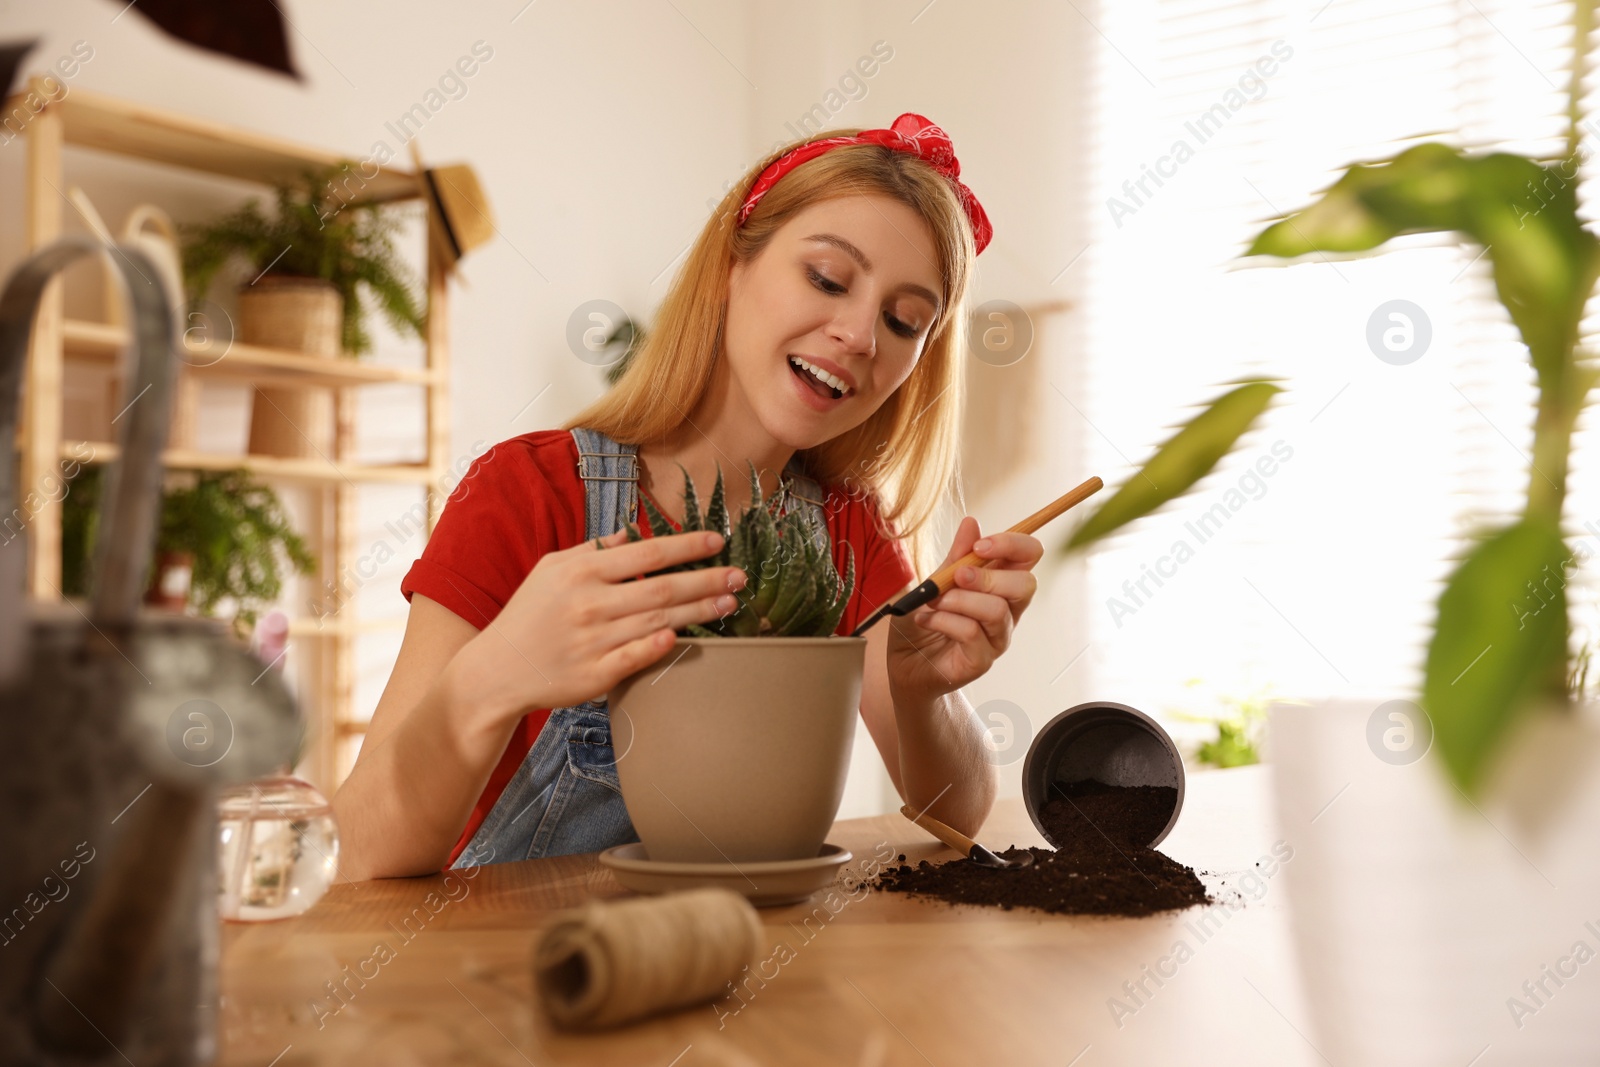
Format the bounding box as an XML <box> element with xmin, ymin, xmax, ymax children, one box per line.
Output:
<box><xmin>9</xmin><ymin>79</ymin><xmax>453</xmax><ymax>794</ymax></box>
<box><xmin>63</xmin><ymin>319</ymin><xmax>442</xmax><ymax>387</ymax></box>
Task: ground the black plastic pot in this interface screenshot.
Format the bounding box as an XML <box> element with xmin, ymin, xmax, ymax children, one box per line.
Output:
<box><xmin>1021</xmin><ymin>700</ymin><xmax>1185</xmax><ymax>849</ymax></box>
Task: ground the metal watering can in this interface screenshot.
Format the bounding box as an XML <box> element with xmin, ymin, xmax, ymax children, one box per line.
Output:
<box><xmin>0</xmin><ymin>237</ymin><xmax>299</xmax><ymax>1064</ymax></box>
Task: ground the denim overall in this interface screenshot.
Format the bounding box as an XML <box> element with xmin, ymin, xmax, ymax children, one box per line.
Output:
<box><xmin>452</xmin><ymin>425</ymin><xmax>833</xmax><ymax>867</ymax></box>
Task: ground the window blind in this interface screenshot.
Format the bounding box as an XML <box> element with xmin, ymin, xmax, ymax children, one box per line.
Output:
<box><xmin>1074</xmin><ymin>0</ymin><xmax>1585</xmax><ymax>718</ymax></box>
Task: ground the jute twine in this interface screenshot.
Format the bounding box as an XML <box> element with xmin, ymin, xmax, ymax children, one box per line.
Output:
<box><xmin>533</xmin><ymin>887</ymin><xmax>765</xmax><ymax>1030</ymax></box>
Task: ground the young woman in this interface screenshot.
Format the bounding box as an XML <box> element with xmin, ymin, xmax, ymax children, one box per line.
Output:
<box><xmin>334</xmin><ymin>113</ymin><xmax>1045</xmax><ymax>879</ymax></box>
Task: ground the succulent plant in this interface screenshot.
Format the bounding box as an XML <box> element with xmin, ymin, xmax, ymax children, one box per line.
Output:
<box><xmin>609</xmin><ymin>460</ymin><xmax>855</xmax><ymax>638</ymax></box>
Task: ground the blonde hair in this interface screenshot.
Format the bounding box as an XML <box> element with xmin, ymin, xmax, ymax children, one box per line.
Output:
<box><xmin>563</xmin><ymin>126</ymin><xmax>979</xmax><ymax>580</ymax></box>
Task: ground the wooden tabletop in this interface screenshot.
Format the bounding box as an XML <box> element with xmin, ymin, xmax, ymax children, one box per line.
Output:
<box><xmin>219</xmin><ymin>765</ymin><xmax>1319</xmax><ymax>1066</ymax></box>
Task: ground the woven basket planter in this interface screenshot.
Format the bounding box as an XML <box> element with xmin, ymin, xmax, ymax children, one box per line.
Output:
<box><xmin>237</xmin><ymin>276</ymin><xmax>339</xmax><ymax>459</ymax></box>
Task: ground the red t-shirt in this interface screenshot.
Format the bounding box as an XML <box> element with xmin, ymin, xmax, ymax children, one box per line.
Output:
<box><xmin>398</xmin><ymin>429</ymin><xmax>918</xmax><ymax>865</ymax></box>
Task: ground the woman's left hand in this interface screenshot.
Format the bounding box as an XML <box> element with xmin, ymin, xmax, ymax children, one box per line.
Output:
<box><xmin>886</xmin><ymin>517</ymin><xmax>1043</xmax><ymax>704</ymax></box>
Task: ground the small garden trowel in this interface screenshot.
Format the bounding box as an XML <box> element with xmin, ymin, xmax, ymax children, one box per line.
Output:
<box><xmin>900</xmin><ymin>804</ymin><xmax>1034</xmax><ymax>870</ymax></box>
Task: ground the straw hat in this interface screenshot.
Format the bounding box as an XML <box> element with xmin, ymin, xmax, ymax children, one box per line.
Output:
<box><xmin>409</xmin><ymin>144</ymin><xmax>494</xmax><ymax>271</ymax></box>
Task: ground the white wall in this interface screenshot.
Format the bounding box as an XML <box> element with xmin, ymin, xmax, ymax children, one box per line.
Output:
<box><xmin>0</xmin><ymin>0</ymin><xmax>1094</xmax><ymax>823</ymax></box>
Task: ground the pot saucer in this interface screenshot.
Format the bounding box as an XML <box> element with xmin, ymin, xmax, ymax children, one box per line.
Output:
<box><xmin>598</xmin><ymin>843</ymin><xmax>853</xmax><ymax>907</ymax></box>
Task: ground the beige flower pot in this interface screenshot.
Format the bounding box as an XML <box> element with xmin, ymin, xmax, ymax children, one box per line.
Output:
<box><xmin>166</xmin><ymin>373</ymin><xmax>202</xmax><ymax>451</ymax></box>
<box><xmin>608</xmin><ymin>636</ymin><xmax>867</xmax><ymax>863</ymax></box>
<box><xmin>237</xmin><ymin>276</ymin><xmax>340</xmax><ymax>459</ymax></box>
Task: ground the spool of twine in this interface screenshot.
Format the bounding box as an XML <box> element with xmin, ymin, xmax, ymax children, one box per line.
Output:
<box><xmin>533</xmin><ymin>888</ymin><xmax>764</xmax><ymax>1030</ymax></box>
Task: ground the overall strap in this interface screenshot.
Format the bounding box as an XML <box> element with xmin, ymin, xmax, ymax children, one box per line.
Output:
<box><xmin>569</xmin><ymin>426</ymin><xmax>638</xmax><ymax>541</ymax></box>
<box><xmin>776</xmin><ymin>461</ymin><xmax>830</xmax><ymax>557</ymax></box>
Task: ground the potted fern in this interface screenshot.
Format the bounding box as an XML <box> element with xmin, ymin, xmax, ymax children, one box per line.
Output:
<box><xmin>180</xmin><ymin>164</ymin><xmax>425</xmax><ymax>459</ymax></box>
<box><xmin>605</xmin><ymin>461</ymin><xmax>862</xmax><ymax>864</ymax></box>
<box><xmin>1235</xmin><ymin>4</ymin><xmax>1600</xmax><ymax>1057</ymax></box>
<box><xmin>63</xmin><ymin>466</ymin><xmax>315</xmax><ymax>637</ymax></box>
<box><xmin>159</xmin><ymin>469</ymin><xmax>317</xmax><ymax>633</ymax></box>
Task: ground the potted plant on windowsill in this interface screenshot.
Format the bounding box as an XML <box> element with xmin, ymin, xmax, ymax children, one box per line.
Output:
<box><xmin>180</xmin><ymin>165</ymin><xmax>425</xmax><ymax>459</ymax></box>
<box><xmin>604</xmin><ymin>461</ymin><xmax>860</xmax><ymax>864</ymax></box>
<box><xmin>1237</xmin><ymin>5</ymin><xmax>1600</xmax><ymax>1057</ymax></box>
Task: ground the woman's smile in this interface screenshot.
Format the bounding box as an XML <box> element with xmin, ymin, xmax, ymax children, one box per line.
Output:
<box><xmin>786</xmin><ymin>353</ymin><xmax>854</xmax><ymax>411</ymax></box>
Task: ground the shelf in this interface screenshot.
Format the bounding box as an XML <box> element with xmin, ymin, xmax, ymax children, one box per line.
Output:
<box><xmin>63</xmin><ymin>319</ymin><xmax>438</xmax><ymax>387</ymax></box>
<box><xmin>12</xmin><ymin>84</ymin><xmax>422</xmax><ymax>205</ymax></box>
<box><xmin>64</xmin><ymin>440</ymin><xmax>439</xmax><ymax>486</ymax></box>
<box><xmin>16</xmin><ymin>81</ymin><xmax>454</xmax><ymax>798</ymax></box>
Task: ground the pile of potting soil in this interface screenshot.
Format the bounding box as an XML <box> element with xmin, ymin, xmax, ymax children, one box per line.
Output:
<box><xmin>873</xmin><ymin>780</ymin><xmax>1209</xmax><ymax>917</ymax></box>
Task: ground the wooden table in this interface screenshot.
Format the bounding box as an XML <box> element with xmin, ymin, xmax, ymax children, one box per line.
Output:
<box><xmin>220</xmin><ymin>765</ymin><xmax>1320</xmax><ymax>1066</ymax></box>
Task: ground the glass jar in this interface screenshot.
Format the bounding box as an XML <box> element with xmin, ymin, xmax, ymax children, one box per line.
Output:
<box><xmin>217</xmin><ymin>775</ymin><xmax>339</xmax><ymax>921</ymax></box>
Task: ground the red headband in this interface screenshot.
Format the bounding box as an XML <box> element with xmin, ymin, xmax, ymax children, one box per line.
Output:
<box><xmin>735</xmin><ymin>112</ymin><xmax>993</xmax><ymax>255</ymax></box>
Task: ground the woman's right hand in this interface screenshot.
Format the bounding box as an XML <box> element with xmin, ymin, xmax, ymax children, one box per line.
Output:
<box><xmin>455</xmin><ymin>527</ymin><xmax>747</xmax><ymax>721</ymax></box>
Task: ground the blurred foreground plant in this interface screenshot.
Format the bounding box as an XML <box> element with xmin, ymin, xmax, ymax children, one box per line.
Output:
<box><xmin>1243</xmin><ymin>57</ymin><xmax>1600</xmax><ymax>793</ymax></box>
<box><xmin>1059</xmin><ymin>379</ymin><xmax>1283</xmax><ymax>555</ymax></box>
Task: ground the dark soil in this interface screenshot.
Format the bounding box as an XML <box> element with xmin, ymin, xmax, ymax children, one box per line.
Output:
<box><xmin>873</xmin><ymin>780</ymin><xmax>1210</xmax><ymax>917</ymax></box>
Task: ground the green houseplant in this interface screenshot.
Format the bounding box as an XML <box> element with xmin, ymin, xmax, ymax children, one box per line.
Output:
<box><xmin>1230</xmin><ymin>3</ymin><xmax>1600</xmax><ymax>1060</ymax></box>
<box><xmin>1038</xmin><ymin>0</ymin><xmax>1599</xmax><ymax>794</ymax></box>
<box><xmin>181</xmin><ymin>165</ymin><xmax>428</xmax><ymax>460</ymax></box>
<box><xmin>613</xmin><ymin>460</ymin><xmax>855</xmax><ymax>638</ymax></box>
<box><xmin>160</xmin><ymin>469</ymin><xmax>316</xmax><ymax>630</ymax></box>
<box><xmin>1245</xmin><ymin>143</ymin><xmax>1596</xmax><ymax>795</ymax></box>
<box><xmin>180</xmin><ymin>164</ymin><xmax>426</xmax><ymax>357</ymax></box>
<box><xmin>603</xmin><ymin>459</ymin><xmax>863</xmax><ymax>866</ymax></box>
<box><xmin>63</xmin><ymin>466</ymin><xmax>315</xmax><ymax>634</ymax></box>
